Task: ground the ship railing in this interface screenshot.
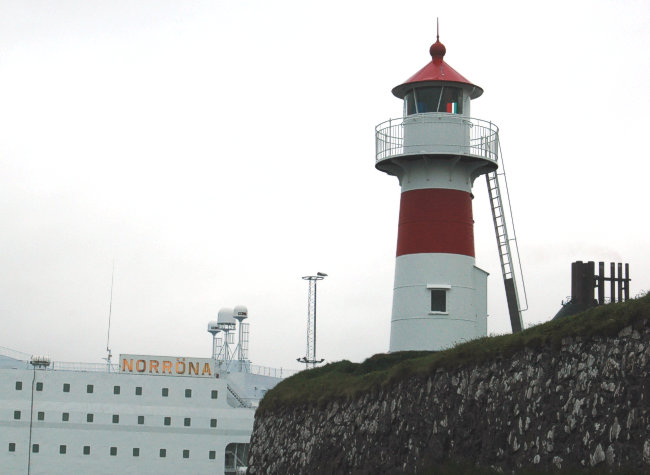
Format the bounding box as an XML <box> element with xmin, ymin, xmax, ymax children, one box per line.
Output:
<box><xmin>0</xmin><ymin>348</ymin><xmax>120</xmax><ymax>373</ymax></box>
<box><xmin>0</xmin><ymin>345</ymin><xmax>32</xmax><ymax>362</ymax></box>
<box><xmin>248</xmin><ymin>364</ymin><xmax>299</xmax><ymax>379</ymax></box>
<box><xmin>0</xmin><ymin>346</ymin><xmax>300</xmax><ymax>378</ymax></box>
<box><xmin>47</xmin><ymin>361</ymin><xmax>120</xmax><ymax>372</ymax></box>
<box><xmin>375</xmin><ymin>114</ymin><xmax>500</xmax><ymax>163</ymax></box>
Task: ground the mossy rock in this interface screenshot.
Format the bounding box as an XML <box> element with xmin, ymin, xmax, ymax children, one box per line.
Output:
<box><xmin>258</xmin><ymin>293</ymin><xmax>650</xmax><ymax>415</ymax></box>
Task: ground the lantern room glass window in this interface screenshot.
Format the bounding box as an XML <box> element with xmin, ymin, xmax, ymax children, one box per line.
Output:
<box><xmin>404</xmin><ymin>86</ymin><xmax>463</xmax><ymax>115</ymax></box>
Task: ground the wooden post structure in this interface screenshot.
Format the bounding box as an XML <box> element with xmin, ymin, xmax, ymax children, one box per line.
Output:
<box><xmin>617</xmin><ymin>263</ymin><xmax>623</xmax><ymax>302</ymax></box>
<box><xmin>570</xmin><ymin>260</ymin><xmax>631</xmax><ymax>307</ymax></box>
<box><xmin>610</xmin><ymin>262</ymin><xmax>615</xmax><ymax>303</ymax></box>
<box><xmin>597</xmin><ymin>262</ymin><xmax>605</xmax><ymax>305</ymax></box>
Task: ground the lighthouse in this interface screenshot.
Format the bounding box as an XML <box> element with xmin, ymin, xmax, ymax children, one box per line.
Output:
<box><xmin>376</xmin><ymin>32</ymin><xmax>501</xmax><ymax>352</ymax></box>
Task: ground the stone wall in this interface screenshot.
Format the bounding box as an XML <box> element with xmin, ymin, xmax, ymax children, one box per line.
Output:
<box><xmin>248</xmin><ymin>320</ymin><xmax>650</xmax><ymax>474</ymax></box>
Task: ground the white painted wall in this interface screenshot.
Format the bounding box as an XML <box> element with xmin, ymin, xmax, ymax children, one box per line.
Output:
<box><xmin>0</xmin><ymin>368</ymin><xmax>259</xmax><ymax>474</ymax></box>
<box><xmin>389</xmin><ymin>253</ymin><xmax>488</xmax><ymax>352</ymax></box>
<box><xmin>403</xmin><ymin>113</ymin><xmax>472</xmax><ymax>157</ymax></box>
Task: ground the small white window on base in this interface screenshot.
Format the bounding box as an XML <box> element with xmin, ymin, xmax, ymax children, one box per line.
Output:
<box><xmin>427</xmin><ymin>285</ymin><xmax>450</xmax><ymax>314</ymax></box>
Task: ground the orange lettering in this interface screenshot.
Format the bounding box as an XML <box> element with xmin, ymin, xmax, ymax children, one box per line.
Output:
<box><xmin>188</xmin><ymin>362</ymin><xmax>199</xmax><ymax>375</ymax></box>
<box><xmin>202</xmin><ymin>363</ymin><xmax>212</xmax><ymax>376</ymax></box>
<box><xmin>150</xmin><ymin>360</ymin><xmax>159</xmax><ymax>373</ymax></box>
<box><xmin>136</xmin><ymin>360</ymin><xmax>146</xmax><ymax>372</ymax></box>
<box><xmin>162</xmin><ymin>361</ymin><xmax>172</xmax><ymax>374</ymax></box>
<box><xmin>122</xmin><ymin>359</ymin><xmax>133</xmax><ymax>372</ymax></box>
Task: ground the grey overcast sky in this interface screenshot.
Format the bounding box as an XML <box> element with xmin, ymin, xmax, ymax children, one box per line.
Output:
<box><xmin>1</xmin><ymin>0</ymin><xmax>648</xmax><ymax>371</ymax></box>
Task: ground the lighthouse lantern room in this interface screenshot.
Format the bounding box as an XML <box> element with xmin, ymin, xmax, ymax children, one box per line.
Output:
<box><xmin>376</xmin><ymin>31</ymin><xmax>508</xmax><ymax>352</ymax></box>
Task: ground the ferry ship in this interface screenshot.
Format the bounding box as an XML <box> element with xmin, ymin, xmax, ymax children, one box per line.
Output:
<box><xmin>0</xmin><ymin>306</ymin><xmax>292</xmax><ymax>474</ymax></box>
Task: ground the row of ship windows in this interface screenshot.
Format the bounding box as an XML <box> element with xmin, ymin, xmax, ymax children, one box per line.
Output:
<box><xmin>11</xmin><ymin>411</ymin><xmax>218</xmax><ymax>428</ymax></box>
<box><xmin>8</xmin><ymin>443</ymin><xmax>216</xmax><ymax>459</ymax></box>
<box><xmin>14</xmin><ymin>381</ymin><xmax>218</xmax><ymax>399</ymax></box>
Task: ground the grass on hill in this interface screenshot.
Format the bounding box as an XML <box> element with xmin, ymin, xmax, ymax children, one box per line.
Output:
<box><xmin>258</xmin><ymin>293</ymin><xmax>650</xmax><ymax>414</ymax></box>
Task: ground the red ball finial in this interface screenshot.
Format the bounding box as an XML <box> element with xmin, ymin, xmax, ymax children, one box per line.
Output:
<box><xmin>429</xmin><ymin>40</ymin><xmax>446</xmax><ymax>61</ymax></box>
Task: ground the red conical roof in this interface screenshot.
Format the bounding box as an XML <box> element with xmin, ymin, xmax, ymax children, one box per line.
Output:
<box><xmin>392</xmin><ymin>37</ymin><xmax>483</xmax><ymax>99</ymax></box>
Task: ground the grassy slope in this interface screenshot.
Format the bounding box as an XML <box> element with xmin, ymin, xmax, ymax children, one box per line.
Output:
<box><xmin>259</xmin><ymin>293</ymin><xmax>650</xmax><ymax>415</ymax></box>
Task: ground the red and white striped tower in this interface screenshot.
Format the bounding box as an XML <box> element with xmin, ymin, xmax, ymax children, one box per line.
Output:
<box><xmin>375</xmin><ymin>33</ymin><xmax>499</xmax><ymax>352</ymax></box>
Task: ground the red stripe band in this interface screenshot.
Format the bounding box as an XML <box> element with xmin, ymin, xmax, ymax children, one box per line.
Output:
<box><xmin>396</xmin><ymin>188</ymin><xmax>475</xmax><ymax>257</ymax></box>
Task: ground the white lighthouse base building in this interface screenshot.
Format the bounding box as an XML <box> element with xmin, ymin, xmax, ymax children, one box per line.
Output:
<box><xmin>390</xmin><ymin>253</ymin><xmax>487</xmax><ymax>352</ymax></box>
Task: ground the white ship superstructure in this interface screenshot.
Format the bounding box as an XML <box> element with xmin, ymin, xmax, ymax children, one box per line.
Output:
<box><xmin>0</xmin><ymin>307</ymin><xmax>291</xmax><ymax>475</ymax></box>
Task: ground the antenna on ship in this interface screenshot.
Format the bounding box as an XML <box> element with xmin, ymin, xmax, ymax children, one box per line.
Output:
<box><xmin>232</xmin><ymin>305</ymin><xmax>250</xmax><ymax>372</ymax></box>
<box><xmin>104</xmin><ymin>260</ymin><xmax>115</xmax><ymax>371</ymax></box>
<box><xmin>211</xmin><ymin>307</ymin><xmax>237</xmax><ymax>371</ymax></box>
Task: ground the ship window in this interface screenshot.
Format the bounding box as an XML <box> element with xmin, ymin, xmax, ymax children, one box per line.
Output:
<box><xmin>164</xmin><ymin>417</ymin><xmax>171</xmax><ymax>426</ymax></box>
<box><xmin>14</xmin><ymin>410</ymin><xmax>21</xmax><ymax>420</ymax></box>
<box><xmin>113</xmin><ymin>385</ymin><xmax>120</xmax><ymax>395</ymax></box>
<box><xmin>185</xmin><ymin>389</ymin><xmax>192</xmax><ymax>398</ymax></box>
<box><xmin>15</xmin><ymin>381</ymin><xmax>22</xmax><ymax>390</ymax></box>
<box><xmin>37</xmin><ymin>411</ymin><xmax>44</xmax><ymax>421</ymax></box>
<box><xmin>63</xmin><ymin>383</ymin><xmax>70</xmax><ymax>392</ymax></box>
<box><xmin>210</xmin><ymin>418</ymin><xmax>217</xmax><ymax>428</ymax></box>
<box><xmin>113</xmin><ymin>414</ymin><xmax>119</xmax><ymax>424</ymax></box>
<box><xmin>135</xmin><ymin>386</ymin><xmax>142</xmax><ymax>396</ymax></box>
<box><xmin>8</xmin><ymin>443</ymin><xmax>16</xmax><ymax>452</ymax></box>
<box><xmin>87</xmin><ymin>413</ymin><xmax>94</xmax><ymax>423</ymax></box>
<box><xmin>83</xmin><ymin>446</ymin><xmax>90</xmax><ymax>455</ymax></box>
<box><xmin>36</xmin><ymin>382</ymin><xmax>43</xmax><ymax>391</ymax></box>
<box><xmin>183</xmin><ymin>449</ymin><xmax>190</xmax><ymax>459</ymax></box>
<box><xmin>211</xmin><ymin>390</ymin><xmax>218</xmax><ymax>399</ymax></box>
<box><xmin>209</xmin><ymin>450</ymin><xmax>216</xmax><ymax>460</ymax></box>
<box><xmin>59</xmin><ymin>445</ymin><xmax>66</xmax><ymax>454</ymax></box>
<box><xmin>62</xmin><ymin>412</ymin><xmax>69</xmax><ymax>422</ymax></box>
<box><xmin>159</xmin><ymin>449</ymin><xmax>167</xmax><ymax>458</ymax></box>
<box><xmin>225</xmin><ymin>443</ymin><xmax>250</xmax><ymax>474</ymax></box>
<box><xmin>32</xmin><ymin>444</ymin><xmax>39</xmax><ymax>453</ymax></box>
<box><xmin>161</xmin><ymin>387</ymin><xmax>168</xmax><ymax>397</ymax></box>
<box><xmin>86</xmin><ymin>384</ymin><xmax>93</xmax><ymax>393</ymax></box>
<box><xmin>404</xmin><ymin>86</ymin><xmax>463</xmax><ymax>115</ymax></box>
<box><xmin>184</xmin><ymin>417</ymin><xmax>191</xmax><ymax>427</ymax></box>
<box><xmin>110</xmin><ymin>447</ymin><xmax>117</xmax><ymax>456</ymax></box>
<box><xmin>133</xmin><ymin>448</ymin><xmax>140</xmax><ymax>457</ymax></box>
<box><xmin>138</xmin><ymin>416</ymin><xmax>145</xmax><ymax>425</ymax></box>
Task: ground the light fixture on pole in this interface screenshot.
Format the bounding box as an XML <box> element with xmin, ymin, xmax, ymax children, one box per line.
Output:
<box><xmin>297</xmin><ymin>272</ymin><xmax>327</xmax><ymax>369</ymax></box>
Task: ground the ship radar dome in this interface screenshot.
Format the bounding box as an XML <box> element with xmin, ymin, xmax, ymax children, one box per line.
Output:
<box><xmin>233</xmin><ymin>305</ymin><xmax>248</xmax><ymax>320</ymax></box>
<box><xmin>217</xmin><ymin>307</ymin><xmax>235</xmax><ymax>324</ymax></box>
<box><xmin>207</xmin><ymin>320</ymin><xmax>220</xmax><ymax>334</ymax></box>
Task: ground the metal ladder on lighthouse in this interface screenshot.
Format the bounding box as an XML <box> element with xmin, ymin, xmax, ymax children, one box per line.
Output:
<box><xmin>486</xmin><ymin>139</ymin><xmax>527</xmax><ymax>333</ymax></box>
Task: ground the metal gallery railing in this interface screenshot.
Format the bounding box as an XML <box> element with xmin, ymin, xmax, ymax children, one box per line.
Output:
<box><xmin>375</xmin><ymin>114</ymin><xmax>500</xmax><ymax>162</ymax></box>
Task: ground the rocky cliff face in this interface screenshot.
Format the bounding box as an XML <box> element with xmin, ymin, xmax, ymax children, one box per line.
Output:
<box><xmin>248</xmin><ymin>320</ymin><xmax>650</xmax><ymax>474</ymax></box>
